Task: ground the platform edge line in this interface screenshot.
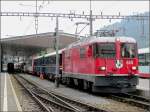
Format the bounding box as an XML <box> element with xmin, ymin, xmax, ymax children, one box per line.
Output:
<box><xmin>3</xmin><ymin>72</ymin><xmax>8</xmax><ymax>111</ymax></box>
<box><xmin>8</xmin><ymin>74</ymin><xmax>22</xmax><ymax>112</ymax></box>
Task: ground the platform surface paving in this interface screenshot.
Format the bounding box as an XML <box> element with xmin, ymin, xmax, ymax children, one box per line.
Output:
<box><xmin>0</xmin><ymin>73</ymin><xmax>22</xmax><ymax>112</ymax></box>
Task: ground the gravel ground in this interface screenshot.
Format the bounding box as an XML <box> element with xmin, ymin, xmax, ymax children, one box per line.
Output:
<box><xmin>20</xmin><ymin>73</ymin><xmax>148</xmax><ymax>112</ymax></box>
<box><xmin>10</xmin><ymin>74</ymin><xmax>44</xmax><ymax>112</ymax></box>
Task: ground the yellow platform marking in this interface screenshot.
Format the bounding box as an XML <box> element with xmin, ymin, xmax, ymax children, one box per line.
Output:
<box><xmin>8</xmin><ymin>74</ymin><xmax>22</xmax><ymax>111</ymax></box>
<box><xmin>3</xmin><ymin>73</ymin><xmax>8</xmax><ymax>111</ymax></box>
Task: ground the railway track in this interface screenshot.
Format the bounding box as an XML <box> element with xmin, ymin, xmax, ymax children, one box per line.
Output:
<box><xmin>14</xmin><ymin>75</ymin><xmax>109</xmax><ymax>112</ymax></box>
<box><xmin>110</xmin><ymin>92</ymin><xmax>150</xmax><ymax>110</ymax></box>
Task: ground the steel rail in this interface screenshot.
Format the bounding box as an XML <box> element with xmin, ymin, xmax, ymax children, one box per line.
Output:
<box><xmin>14</xmin><ymin>75</ymin><xmax>79</xmax><ymax>112</ymax></box>
<box><xmin>121</xmin><ymin>93</ymin><xmax>150</xmax><ymax>103</ymax></box>
<box><xmin>13</xmin><ymin>75</ymin><xmax>52</xmax><ymax>112</ymax></box>
<box><xmin>27</xmin><ymin>89</ymin><xmax>53</xmax><ymax>112</ymax></box>
<box><xmin>45</xmin><ymin>90</ymin><xmax>81</xmax><ymax>112</ymax></box>
<box><xmin>17</xmin><ymin>75</ymin><xmax>81</xmax><ymax>112</ymax></box>
<box><xmin>110</xmin><ymin>93</ymin><xmax>150</xmax><ymax>110</ymax></box>
<box><xmin>17</xmin><ymin>74</ymin><xmax>109</xmax><ymax>112</ymax></box>
<box><xmin>32</xmin><ymin>91</ymin><xmax>79</xmax><ymax>112</ymax></box>
<box><xmin>15</xmin><ymin>73</ymin><xmax>150</xmax><ymax>111</ymax></box>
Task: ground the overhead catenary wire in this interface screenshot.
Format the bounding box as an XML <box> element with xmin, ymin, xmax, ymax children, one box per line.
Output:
<box><xmin>20</xmin><ymin>1</ymin><xmax>51</xmax><ymax>36</ymax></box>
<box><xmin>1</xmin><ymin>12</ymin><xmax>148</xmax><ymax>20</ymax></box>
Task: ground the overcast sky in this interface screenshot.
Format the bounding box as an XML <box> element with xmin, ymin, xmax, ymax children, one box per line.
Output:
<box><xmin>1</xmin><ymin>1</ymin><xmax>149</xmax><ymax>38</ymax></box>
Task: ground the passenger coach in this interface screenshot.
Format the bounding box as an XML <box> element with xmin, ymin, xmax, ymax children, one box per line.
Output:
<box><xmin>33</xmin><ymin>50</ymin><xmax>63</xmax><ymax>79</ymax></box>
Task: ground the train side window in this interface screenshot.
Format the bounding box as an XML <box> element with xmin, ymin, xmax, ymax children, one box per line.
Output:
<box><xmin>121</xmin><ymin>43</ymin><xmax>136</xmax><ymax>58</ymax></box>
<box><xmin>34</xmin><ymin>60</ymin><xmax>37</xmax><ymax>66</ymax></box>
<box><xmin>50</xmin><ymin>58</ymin><xmax>53</xmax><ymax>64</ymax></box>
<box><xmin>37</xmin><ymin>59</ymin><xmax>39</xmax><ymax>65</ymax></box>
<box><xmin>80</xmin><ymin>47</ymin><xmax>86</xmax><ymax>58</ymax></box>
<box><xmin>87</xmin><ymin>45</ymin><xmax>93</xmax><ymax>57</ymax></box>
<box><xmin>47</xmin><ymin>57</ymin><xmax>49</xmax><ymax>64</ymax></box>
<box><xmin>45</xmin><ymin>57</ymin><xmax>47</xmax><ymax>64</ymax></box>
<box><xmin>42</xmin><ymin>57</ymin><xmax>45</xmax><ymax>64</ymax></box>
<box><xmin>40</xmin><ymin>58</ymin><xmax>43</xmax><ymax>65</ymax></box>
<box><xmin>45</xmin><ymin>57</ymin><xmax>50</xmax><ymax>64</ymax></box>
<box><xmin>93</xmin><ymin>43</ymin><xmax>98</xmax><ymax>58</ymax></box>
<box><xmin>50</xmin><ymin>56</ymin><xmax>55</xmax><ymax>64</ymax></box>
<box><xmin>65</xmin><ymin>50</ymin><xmax>70</xmax><ymax>59</ymax></box>
<box><xmin>41</xmin><ymin>58</ymin><xmax>44</xmax><ymax>64</ymax></box>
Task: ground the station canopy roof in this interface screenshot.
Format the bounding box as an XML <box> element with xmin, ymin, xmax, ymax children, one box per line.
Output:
<box><xmin>1</xmin><ymin>32</ymin><xmax>79</xmax><ymax>56</ymax></box>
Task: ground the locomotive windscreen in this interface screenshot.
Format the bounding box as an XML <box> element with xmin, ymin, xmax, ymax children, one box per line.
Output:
<box><xmin>121</xmin><ymin>43</ymin><xmax>136</xmax><ymax>58</ymax></box>
<box><xmin>94</xmin><ymin>43</ymin><xmax>116</xmax><ymax>58</ymax></box>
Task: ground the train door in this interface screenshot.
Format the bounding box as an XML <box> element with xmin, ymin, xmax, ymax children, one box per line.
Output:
<box><xmin>59</xmin><ymin>54</ymin><xmax>62</xmax><ymax>74</ymax></box>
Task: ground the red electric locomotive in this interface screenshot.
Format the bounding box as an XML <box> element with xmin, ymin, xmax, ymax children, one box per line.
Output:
<box><xmin>62</xmin><ymin>36</ymin><xmax>139</xmax><ymax>93</ymax></box>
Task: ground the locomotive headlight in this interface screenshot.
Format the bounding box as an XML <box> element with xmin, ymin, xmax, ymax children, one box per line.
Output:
<box><xmin>132</xmin><ymin>66</ymin><xmax>137</xmax><ymax>70</ymax></box>
<box><xmin>100</xmin><ymin>66</ymin><xmax>106</xmax><ymax>71</ymax></box>
<box><xmin>116</xmin><ymin>38</ymin><xmax>120</xmax><ymax>41</ymax></box>
<box><xmin>59</xmin><ymin>66</ymin><xmax>62</xmax><ymax>70</ymax></box>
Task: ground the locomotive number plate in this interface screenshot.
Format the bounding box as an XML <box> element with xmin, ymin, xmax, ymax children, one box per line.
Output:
<box><xmin>126</xmin><ymin>60</ymin><xmax>133</xmax><ymax>64</ymax></box>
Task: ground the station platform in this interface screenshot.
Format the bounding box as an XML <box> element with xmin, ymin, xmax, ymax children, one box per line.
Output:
<box><xmin>0</xmin><ymin>73</ymin><xmax>22</xmax><ymax>112</ymax></box>
<box><xmin>137</xmin><ymin>78</ymin><xmax>150</xmax><ymax>91</ymax></box>
<box><xmin>139</xmin><ymin>66</ymin><xmax>150</xmax><ymax>78</ymax></box>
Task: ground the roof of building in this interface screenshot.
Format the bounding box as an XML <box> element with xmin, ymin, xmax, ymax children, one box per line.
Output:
<box><xmin>1</xmin><ymin>32</ymin><xmax>79</xmax><ymax>56</ymax></box>
<box><xmin>34</xmin><ymin>49</ymin><xmax>64</xmax><ymax>59</ymax></box>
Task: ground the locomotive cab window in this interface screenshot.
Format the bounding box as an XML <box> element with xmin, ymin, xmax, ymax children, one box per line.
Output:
<box><xmin>94</xmin><ymin>43</ymin><xmax>116</xmax><ymax>58</ymax></box>
<box><xmin>121</xmin><ymin>43</ymin><xmax>136</xmax><ymax>58</ymax></box>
